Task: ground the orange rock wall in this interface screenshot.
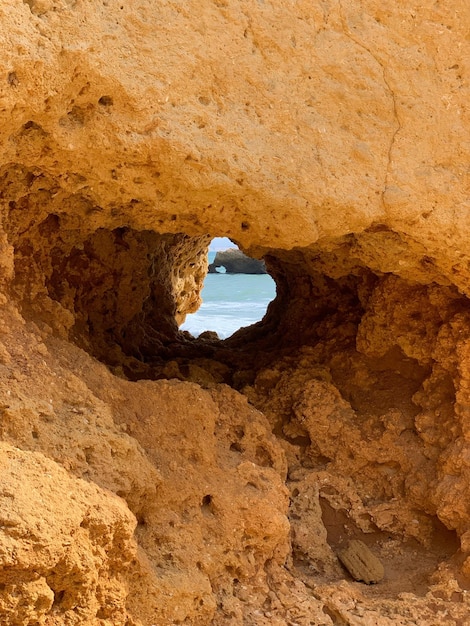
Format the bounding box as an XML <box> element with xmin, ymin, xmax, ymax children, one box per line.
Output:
<box><xmin>0</xmin><ymin>1</ymin><xmax>470</xmax><ymax>624</ymax></box>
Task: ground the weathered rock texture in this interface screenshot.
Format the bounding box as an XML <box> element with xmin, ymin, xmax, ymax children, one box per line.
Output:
<box><xmin>338</xmin><ymin>539</ymin><xmax>384</xmax><ymax>584</ymax></box>
<box><xmin>0</xmin><ymin>0</ymin><xmax>470</xmax><ymax>624</ymax></box>
<box><xmin>208</xmin><ymin>249</ymin><xmax>267</xmax><ymax>274</ymax></box>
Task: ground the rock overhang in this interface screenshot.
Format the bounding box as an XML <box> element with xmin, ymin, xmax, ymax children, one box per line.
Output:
<box><xmin>1</xmin><ymin>1</ymin><xmax>470</xmax><ymax>623</ymax></box>
<box><xmin>1</xmin><ymin>1</ymin><xmax>469</xmax><ymax>290</ymax></box>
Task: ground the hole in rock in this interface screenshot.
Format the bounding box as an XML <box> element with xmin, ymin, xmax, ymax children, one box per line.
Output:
<box><xmin>52</xmin><ymin>589</ymin><xmax>65</xmax><ymax>607</ymax></box>
<box><xmin>98</xmin><ymin>95</ymin><xmax>113</xmax><ymax>107</ymax></box>
<box><xmin>201</xmin><ymin>494</ymin><xmax>215</xmax><ymax>517</ymax></box>
<box><xmin>180</xmin><ymin>237</ymin><xmax>276</xmax><ymax>339</ymax></box>
<box><xmin>8</xmin><ymin>210</ymin><xmax>469</xmax><ymax>399</ymax></box>
<box><xmin>7</xmin><ymin>72</ymin><xmax>18</xmax><ymax>87</ymax></box>
<box><xmin>8</xmin><ymin>217</ymin><xmax>282</xmax><ymax>382</ymax></box>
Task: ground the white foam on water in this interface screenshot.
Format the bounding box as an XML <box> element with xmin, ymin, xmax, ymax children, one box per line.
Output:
<box><xmin>180</xmin><ymin>273</ymin><xmax>276</xmax><ymax>339</ymax></box>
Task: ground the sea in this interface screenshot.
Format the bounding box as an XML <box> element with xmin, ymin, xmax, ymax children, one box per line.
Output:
<box><xmin>180</xmin><ymin>251</ymin><xmax>276</xmax><ymax>339</ymax></box>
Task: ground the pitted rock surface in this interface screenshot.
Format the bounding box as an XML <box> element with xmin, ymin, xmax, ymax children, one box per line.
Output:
<box><xmin>0</xmin><ymin>1</ymin><xmax>470</xmax><ymax>625</ymax></box>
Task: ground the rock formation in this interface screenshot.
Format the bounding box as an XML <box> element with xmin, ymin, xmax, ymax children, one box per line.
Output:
<box><xmin>0</xmin><ymin>0</ymin><xmax>470</xmax><ymax>624</ymax></box>
<box><xmin>208</xmin><ymin>248</ymin><xmax>267</xmax><ymax>274</ymax></box>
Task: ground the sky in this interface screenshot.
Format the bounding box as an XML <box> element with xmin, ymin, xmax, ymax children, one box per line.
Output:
<box><xmin>209</xmin><ymin>237</ymin><xmax>237</xmax><ymax>251</ymax></box>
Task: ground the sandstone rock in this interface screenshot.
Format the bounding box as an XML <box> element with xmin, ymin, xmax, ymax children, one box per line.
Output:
<box><xmin>0</xmin><ymin>442</ymin><xmax>138</xmax><ymax>625</ymax></box>
<box><xmin>0</xmin><ymin>0</ymin><xmax>469</xmax><ymax>624</ymax></box>
<box><xmin>338</xmin><ymin>540</ymin><xmax>385</xmax><ymax>584</ymax></box>
<box><xmin>0</xmin><ymin>0</ymin><xmax>467</xmax><ymax>286</ymax></box>
<box><xmin>208</xmin><ymin>249</ymin><xmax>267</xmax><ymax>274</ymax></box>
<box><xmin>0</xmin><ymin>308</ymin><xmax>295</xmax><ymax>624</ymax></box>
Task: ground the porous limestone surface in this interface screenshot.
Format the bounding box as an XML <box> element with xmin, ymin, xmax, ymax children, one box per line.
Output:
<box><xmin>0</xmin><ymin>441</ymin><xmax>137</xmax><ymax>625</ymax></box>
<box><xmin>0</xmin><ymin>1</ymin><xmax>469</xmax><ymax>285</ymax></box>
<box><xmin>0</xmin><ymin>1</ymin><xmax>470</xmax><ymax>625</ymax></box>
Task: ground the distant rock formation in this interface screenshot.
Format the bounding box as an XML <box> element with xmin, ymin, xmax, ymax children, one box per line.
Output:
<box><xmin>208</xmin><ymin>249</ymin><xmax>267</xmax><ymax>274</ymax></box>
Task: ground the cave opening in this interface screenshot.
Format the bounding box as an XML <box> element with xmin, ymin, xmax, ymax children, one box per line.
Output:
<box><xmin>8</xmin><ymin>212</ymin><xmax>468</xmax><ymax>396</ymax></box>
<box><xmin>6</xmin><ymin>214</ymin><xmax>376</xmax><ymax>392</ymax></box>
<box><xmin>180</xmin><ymin>237</ymin><xmax>277</xmax><ymax>340</ymax></box>
<box><xmin>6</xmin><ymin>214</ymin><xmax>286</xmax><ymax>382</ymax></box>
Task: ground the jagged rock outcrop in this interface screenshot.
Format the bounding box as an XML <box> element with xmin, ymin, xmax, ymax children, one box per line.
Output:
<box><xmin>0</xmin><ymin>1</ymin><xmax>469</xmax><ymax>624</ymax></box>
<box><xmin>208</xmin><ymin>248</ymin><xmax>267</xmax><ymax>274</ymax></box>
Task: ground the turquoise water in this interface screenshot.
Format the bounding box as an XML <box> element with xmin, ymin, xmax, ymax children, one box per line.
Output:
<box><xmin>180</xmin><ymin>253</ymin><xmax>276</xmax><ymax>339</ymax></box>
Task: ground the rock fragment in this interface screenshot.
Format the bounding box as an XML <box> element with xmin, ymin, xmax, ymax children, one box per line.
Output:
<box><xmin>338</xmin><ymin>539</ymin><xmax>384</xmax><ymax>584</ymax></box>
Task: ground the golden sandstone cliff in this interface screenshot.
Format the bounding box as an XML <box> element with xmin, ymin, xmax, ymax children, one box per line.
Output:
<box><xmin>0</xmin><ymin>0</ymin><xmax>470</xmax><ymax>624</ymax></box>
